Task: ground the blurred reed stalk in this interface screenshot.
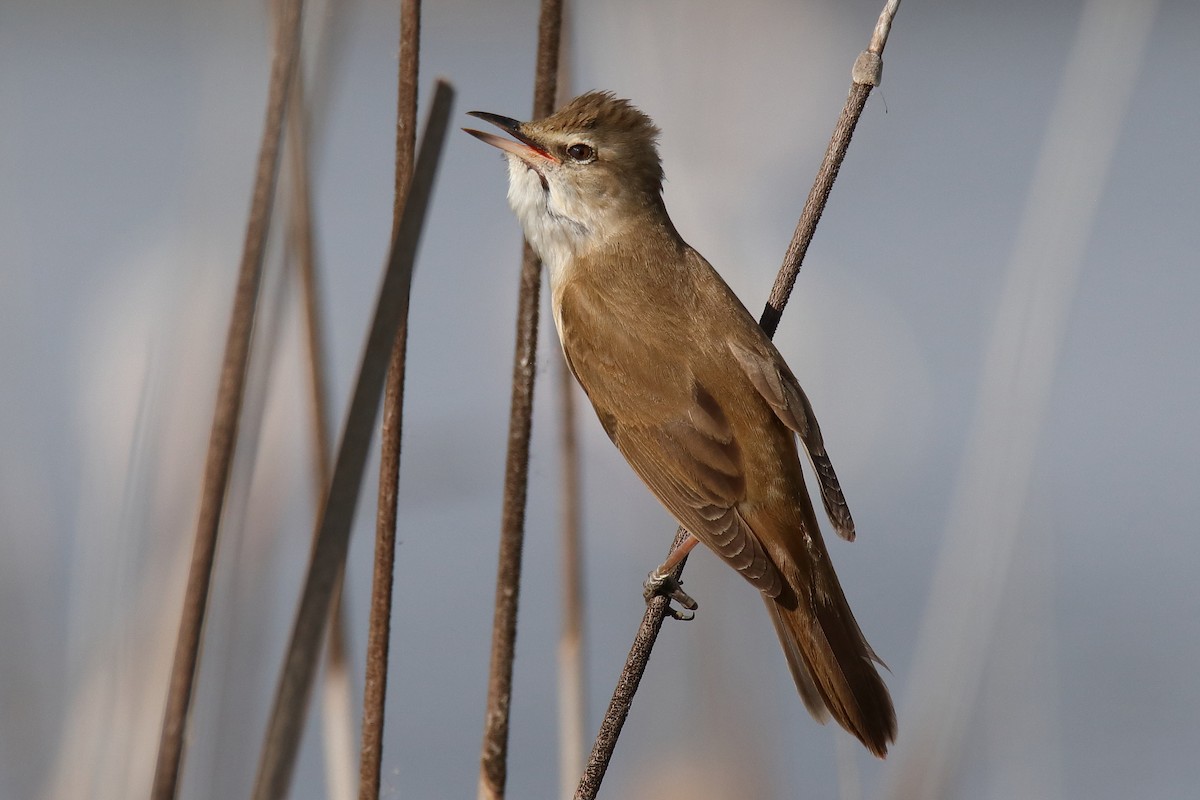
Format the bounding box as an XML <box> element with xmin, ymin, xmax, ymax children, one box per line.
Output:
<box><xmin>251</xmin><ymin>81</ymin><xmax>454</xmax><ymax>800</ymax></box>
<box><xmin>574</xmin><ymin>2</ymin><xmax>902</xmax><ymax>798</ymax></box>
<box><xmin>885</xmin><ymin>2</ymin><xmax>1156</xmax><ymax>796</ymax></box>
<box><xmin>360</xmin><ymin>1</ymin><xmax>421</xmax><ymax>798</ymax></box>
<box><xmin>555</xmin><ymin>314</ymin><xmax>587</xmax><ymax>797</ymax></box>
<box><xmin>551</xmin><ymin>7</ymin><xmax>588</xmax><ymax>799</ymax></box>
<box><xmin>476</xmin><ymin>1</ymin><xmax>563</xmax><ymax>799</ymax></box>
<box><xmin>284</xmin><ymin>25</ymin><xmax>358</xmax><ymax>800</ymax></box>
<box><xmin>150</xmin><ymin>0</ymin><xmax>305</xmax><ymax>796</ymax></box>
<box><xmin>557</xmin><ymin>354</ymin><xmax>587</xmax><ymax>800</ymax></box>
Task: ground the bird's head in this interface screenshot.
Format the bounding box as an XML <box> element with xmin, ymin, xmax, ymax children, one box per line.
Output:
<box><xmin>465</xmin><ymin>91</ymin><xmax>665</xmax><ymax>273</ymax></box>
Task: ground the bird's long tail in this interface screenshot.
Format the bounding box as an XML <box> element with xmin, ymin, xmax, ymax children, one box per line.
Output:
<box><xmin>764</xmin><ymin>569</ymin><xmax>896</xmax><ymax>757</ymax></box>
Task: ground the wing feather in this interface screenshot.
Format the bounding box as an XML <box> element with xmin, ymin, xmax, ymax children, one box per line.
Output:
<box><xmin>727</xmin><ymin>339</ymin><xmax>856</xmax><ymax>541</ymax></box>
<box><xmin>613</xmin><ymin>384</ymin><xmax>782</xmax><ymax>595</ymax></box>
<box><xmin>555</xmin><ymin>276</ymin><xmax>783</xmax><ymax>594</ymax></box>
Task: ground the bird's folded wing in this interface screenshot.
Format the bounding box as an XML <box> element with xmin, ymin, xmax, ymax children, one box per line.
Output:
<box><xmin>727</xmin><ymin>338</ymin><xmax>856</xmax><ymax>541</ymax></box>
<box><xmin>609</xmin><ymin>382</ymin><xmax>784</xmax><ymax>597</ymax></box>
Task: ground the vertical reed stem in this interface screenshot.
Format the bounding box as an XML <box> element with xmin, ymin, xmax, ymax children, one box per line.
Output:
<box><xmin>360</xmin><ymin>1</ymin><xmax>421</xmax><ymax>798</ymax></box>
<box><xmin>150</xmin><ymin>1</ymin><xmax>304</xmax><ymax>796</ymax></box>
<box><xmin>477</xmin><ymin>2</ymin><xmax>563</xmax><ymax>798</ymax></box>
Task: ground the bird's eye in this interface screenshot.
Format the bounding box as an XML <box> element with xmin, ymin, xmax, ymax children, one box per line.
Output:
<box><xmin>566</xmin><ymin>143</ymin><xmax>595</xmax><ymax>162</ymax></box>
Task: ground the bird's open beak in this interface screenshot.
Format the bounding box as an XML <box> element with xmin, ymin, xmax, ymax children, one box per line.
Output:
<box><xmin>464</xmin><ymin>111</ymin><xmax>558</xmax><ymax>163</ymax></box>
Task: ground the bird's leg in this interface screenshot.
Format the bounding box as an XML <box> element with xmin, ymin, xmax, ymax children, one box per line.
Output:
<box><xmin>643</xmin><ymin>533</ymin><xmax>701</xmax><ymax>620</ymax></box>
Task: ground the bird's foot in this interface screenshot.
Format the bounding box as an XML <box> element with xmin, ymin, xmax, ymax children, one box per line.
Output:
<box><xmin>643</xmin><ymin>569</ymin><xmax>698</xmax><ymax>621</ymax></box>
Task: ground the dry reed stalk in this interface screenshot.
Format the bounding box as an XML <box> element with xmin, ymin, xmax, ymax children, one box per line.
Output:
<box><xmin>360</xmin><ymin>1</ymin><xmax>421</xmax><ymax>798</ymax></box>
<box><xmin>551</xmin><ymin>10</ymin><xmax>588</xmax><ymax>796</ymax></box>
<box><xmin>476</xmin><ymin>2</ymin><xmax>564</xmax><ymax>799</ymax></box>
<box><xmin>284</xmin><ymin>40</ymin><xmax>359</xmax><ymax>800</ymax></box>
<box><xmin>150</xmin><ymin>1</ymin><xmax>305</xmax><ymax>796</ymax></box>
<box><xmin>250</xmin><ymin>80</ymin><xmax>454</xmax><ymax>800</ymax></box>
<box><xmin>556</xmin><ymin>354</ymin><xmax>587</xmax><ymax>800</ymax></box>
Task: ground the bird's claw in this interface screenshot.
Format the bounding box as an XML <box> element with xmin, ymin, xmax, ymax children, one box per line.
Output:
<box><xmin>643</xmin><ymin>570</ymin><xmax>698</xmax><ymax>621</ymax></box>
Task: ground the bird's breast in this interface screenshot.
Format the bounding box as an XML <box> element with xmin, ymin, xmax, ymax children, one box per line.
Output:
<box><xmin>553</xmin><ymin>266</ymin><xmax>715</xmax><ymax>416</ymax></box>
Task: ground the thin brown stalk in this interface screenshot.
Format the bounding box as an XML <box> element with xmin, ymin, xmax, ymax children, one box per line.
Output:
<box><xmin>291</xmin><ymin>72</ymin><xmax>333</xmax><ymax>490</ymax></box>
<box><xmin>574</xmin><ymin>3</ymin><xmax>903</xmax><ymax>797</ymax></box>
<box><xmin>760</xmin><ymin>0</ymin><xmax>898</xmax><ymax>337</ymax></box>
<box><xmin>150</xmin><ymin>1</ymin><xmax>304</xmax><ymax>797</ymax></box>
<box><xmin>360</xmin><ymin>1</ymin><xmax>421</xmax><ymax>798</ymax></box>
<box><xmin>285</xmin><ymin>37</ymin><xmax>357</xmax><ymax>800</ymax></box>
<box><xmin>573</xmin><ymin>527</ymin><xmax>690</xmax><ymax>800</ymax></box>
<box><xmin>557</xmin><ymin>359</ymin><xmax>586</xmax><ymax>800</ymax></box>
<box><xmin>551</xmin><ymin>10</ymin><xmax>587</xmax><ymax>797</ymax></box>
<box><xmin>477</xmin><ymin>2</ymin><xmax>563</xmax><ymax>798</ymax></box>
<box><xmin>250</xmin><ymin>80</ymin><xmax>454</xmax><ymax>800</ymax></box>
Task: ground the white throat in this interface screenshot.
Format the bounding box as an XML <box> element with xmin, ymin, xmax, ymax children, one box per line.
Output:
<box><xmin>504</xmin><ymin>155</ymin><xmax>606</xmax><ymax>291</ymax></box>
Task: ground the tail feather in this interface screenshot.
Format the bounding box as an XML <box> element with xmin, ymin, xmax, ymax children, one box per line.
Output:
<box><xmin>765</xmin><ymin>598</ymin><xmax>829</xmax><ymax>723</ymax></box>
<box><xmin>767</xmin><ymin>579</ymin><xmax>896</xmax><ymax>758</ymax></box>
